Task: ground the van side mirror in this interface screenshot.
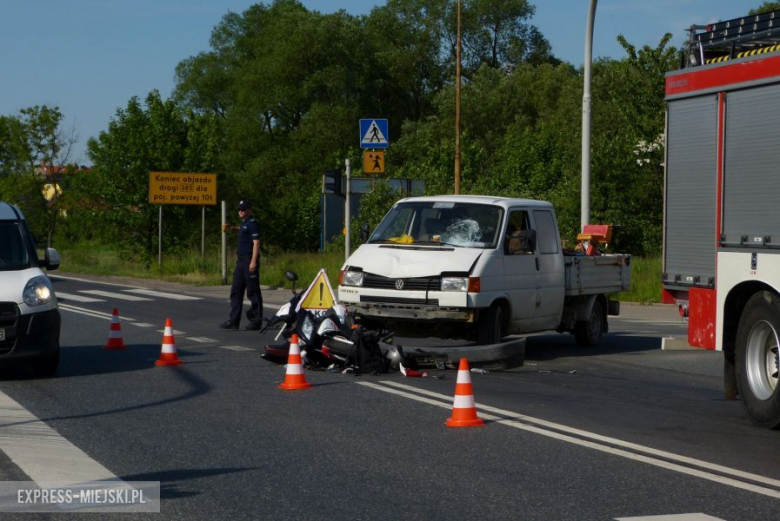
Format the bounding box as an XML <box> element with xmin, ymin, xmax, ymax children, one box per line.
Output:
<box><xmin>44</xmin><ymin>247</ymin><xmax>60</xmax><ymax>271</ymax></box>
<box><xmin>506</xmin><ymin>229</ymin><xmax>536</xmax><ymax>254</ymax></box>
<box><xmin>359</xmin><ymin>224</ymin><xmax>370</xmax><ymax>243</ymax></box>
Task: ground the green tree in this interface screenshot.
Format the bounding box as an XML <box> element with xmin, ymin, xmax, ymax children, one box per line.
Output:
<box><xmin>587</xmin><ymin>34</ymin><xmax>678</xmax><ymax>255</ymax></box>
<box><xmin>460</xmin><ymin>0</ymin><xmax>557</xmax><ymax>71</ymax></box>
<box><xmin>0</xmin><ymin>115</ymin><xmax>29</xmax><ymax>177</ymax></box>
<box><xmin>750</xmin><ymin>2</ymin><xmax>780</xmax><ymax>15</ymax></box>
<box><xmin>0</xmin><ymin>106</ymin><xmax>77</xmax><ymax>247</ymax></box>
<box><xmin>86</xmin><ymin>91</ymin><xmax>222</xmax><ymax>262</ymax></box>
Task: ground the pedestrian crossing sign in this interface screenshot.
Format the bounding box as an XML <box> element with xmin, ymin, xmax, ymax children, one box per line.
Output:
<box><xmin>359</xmin><ymin>119</ymin><xmax>389</xmax><ymax>149</ymax></box>
<box><xmin>363</xmin><ymin>151</ymin><xmax>385</xmax><ymax>174</ymax></box>
<box><xmin>296</xmin><ymin>269</ymin><xmax>338</xmax><ymax>311</ymax></box>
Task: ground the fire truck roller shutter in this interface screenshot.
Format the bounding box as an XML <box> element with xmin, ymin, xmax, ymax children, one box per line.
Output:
<box><xmin>664</xmin><ymin>95</ymin><xmax>718</xmax><ymax>287</ymax></box>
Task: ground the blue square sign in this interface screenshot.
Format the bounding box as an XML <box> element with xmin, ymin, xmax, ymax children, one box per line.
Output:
<box><xmin>359</xmin><ymin>119</ymin><xmax>389</xmax><ymax>149</ymax></box>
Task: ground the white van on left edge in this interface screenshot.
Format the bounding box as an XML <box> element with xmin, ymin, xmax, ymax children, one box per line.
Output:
<box><xmin>0</xmin><ymin>202</ymin><xmax>60</xmax><ymax>377</ymax></box>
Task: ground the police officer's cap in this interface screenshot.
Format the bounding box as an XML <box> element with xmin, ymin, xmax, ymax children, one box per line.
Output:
<box><xmin>238</xmin><ymin>200</ymin><xmax>252</xmax><ymax>210</ymax></box>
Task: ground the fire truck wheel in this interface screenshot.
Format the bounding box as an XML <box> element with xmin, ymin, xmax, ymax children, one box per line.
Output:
<box><xmin>478</xmin><ymin>303</ymin><xmax>503</xmax><ymax>345</ymax></box>
<box><xmin>736</xmin><ymin>291</ymin><xmax>780</xmax><ymax>429</ymax></box>
<box><xmin>574</xmin><ymin>300</ymin><xmax>605</xmax><ymax>347</ymax></box>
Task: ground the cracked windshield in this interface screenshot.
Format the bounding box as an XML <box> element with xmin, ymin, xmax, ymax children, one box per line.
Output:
<box><xmin>369</xmin><ymin>201</ymin><xmax>503</xmax><ymax>248</ymax></box>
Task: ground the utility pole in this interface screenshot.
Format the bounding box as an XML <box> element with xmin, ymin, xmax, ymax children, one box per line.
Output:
<box><xmin>454</xmin><ymin>0</ymin><xmax>462</xmax><ymax>195</ymax></box>
<box><xmin>581</xmin><ymin>0</ymin><xmax>597</xmax><ymax>230</ymax></box>
<box><xmin>345</xmin><ymin>158</ymin><xmax>351</xmax><ymax>261</ymax></box>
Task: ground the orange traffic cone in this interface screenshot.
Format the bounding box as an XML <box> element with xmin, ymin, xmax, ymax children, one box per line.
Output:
<box><xmin>103</xmin><ymin>308</ymin><xmax>126</xmax><ymax>350</ymax></box>
<box><xmin>446</xmin><ymin>358</ymin><xmax>485</xmax><ymax>427</ymax></box>
<box><xmin>279</xmin><ymin>334</ymin><xmax>312</xmax><ymax>390</ymax></box>
<box><xmin>155</xmin><ymin>318</ymin><xmax>182</xmax><ymax>366</ymax></box>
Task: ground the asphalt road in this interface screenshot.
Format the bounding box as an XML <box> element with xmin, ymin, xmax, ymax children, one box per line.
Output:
<box><xmin>0</xmin><ymin>273</ymin><xmax>778</xmax><ymax>520</ymax></box>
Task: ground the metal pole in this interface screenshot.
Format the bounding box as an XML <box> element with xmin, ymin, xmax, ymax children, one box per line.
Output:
<box><xmin>345</xmin><ymin>158</ymin><xmax>352</xmax><ymax>261</ymax></box>
<box><xmin>221</xmin><ymin>200</ymin><xmax>227</xmax><ymax>285</ymax></box>
<box><xmin>454</xmin><ymin>0</ymin><xmax>462</xmax><ymax>195</ymax></box>
<box><xmin>581</xmin><ymin>0</ymin><xmax>597</xmax><ymax>231</ymax></box>
<box><xmin>201</xmin><ymin>206</ymin><xmax>205</xmax><ymax>258</ymax></box>
<box><xmin>158</xmin><ymin>206</ymin><xmax>162</xmax><ymax>267</ymax></box>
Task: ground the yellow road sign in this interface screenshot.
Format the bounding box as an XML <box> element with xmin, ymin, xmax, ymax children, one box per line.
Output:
<box><xmin>149</xmin><ymin>172</ymin><xmax>217</xmax><ymax>205</ymax></box>
<box><xmin>297</xmin><ymin>269</ymin><xmax>337</xmax><ymax>311</ymax></box>
<box><xmin>363</xmin><ymin>151</ymin><xmax>385</xmax><ymax>174</ymax></box>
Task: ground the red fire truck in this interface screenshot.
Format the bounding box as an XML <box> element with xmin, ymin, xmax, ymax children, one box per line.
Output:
<box><xmin>664</xmin><ymin>9</ymin><xmax>780</xmax><ymax>428</ymax></box>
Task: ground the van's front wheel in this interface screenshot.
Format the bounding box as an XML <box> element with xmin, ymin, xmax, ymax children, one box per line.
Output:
<box><xmin>478</xmin><ymin>304</ymin><xmax>503</xmax><ymax>345</ymax></box>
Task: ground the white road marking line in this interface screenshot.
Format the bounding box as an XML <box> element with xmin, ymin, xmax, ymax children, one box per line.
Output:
<box><xmin>616</xmin><ymin>318</ymin><xmax>687</xmax><ymax>326</ymax></box>
<box><xmin>219</xmin><ymin>345</ymin><xmax>254</xmax><ymax>352</ymax></box>
<box><xmin>54</xmin><ymin>292</ymin><xmax>105</xmax><ymax>303</ymax></box>
<box><xmin>58</xmin><ymin>304</ymin><xmax>135</xmax><ymax>322</ymax></box>
<box><xmin>123</xmin><ymin>289</ymin><xmax>201</xmax><ymax>301</ymax></box>
<box><xmin>382</xmin><ymin>381</ymin><xmax>780</xmax><ymax>488</ymax></box>
<box><xmin>79</xmin><ymin>290</ymin><xmax>152</xmax><ymax>302</ymax></box>
<box><xmin>0</xmin><ymin>390</ymin><xmax>120</xmax><ymax>484</ymax></box>
<box><xmin>358</xmin><ymin>381</ymin><xmax>780</xmax><ymax>500</ymax></box>
<box><xmin>156</xmin><ymin>329</ymin><xmax>185</xmax><ymax>336</ymax></box>
<box><xmin>188</xmin><ymin>337</ymin><xmax>217</xmax><ymax>343</ymax></box>
<box><xmin>129</xmin><ymin>322</ymin><xmax>155</xmax><ymax>328</ymax></box>
<box><xmin>51</xmin><ymin>275</ymin><xmax>131</xmax><ymax>288</ymax></box>
<box><xmin>616</xmin><ymin>515</ymin><xmax>725</xmax><ymax>521</ymax></box>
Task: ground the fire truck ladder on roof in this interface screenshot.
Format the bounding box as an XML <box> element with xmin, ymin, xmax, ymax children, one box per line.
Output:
<box><xmin>684</xmin><ymin>9</ymin><xmax>780</xmax><ymax>68</ymax></box>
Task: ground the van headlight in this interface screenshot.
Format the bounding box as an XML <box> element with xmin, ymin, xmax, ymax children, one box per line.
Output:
<box><xmin>23</xmin><ymin>276</ymin><xmax>54</xmax><ymax>306</ymax></box>
<box><xmin>342</xmin><ymin>270</ymin><xmax>364</xmax><ymax>287</ymax></box>
<box><xmin>440</xmin><ymin>277</ymin><xmax>468</xmax><ymax>292</ymax></box>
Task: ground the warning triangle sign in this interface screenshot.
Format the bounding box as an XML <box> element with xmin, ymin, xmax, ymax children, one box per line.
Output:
<box><xmin>296</xmin><ymin>269</ymin><xmax>337</xmax><ymax>311</ymax></box>
<box><xmin>361</xmin><ymin>120</ymin><xmax>388</xmax><ymax>146</ymax></box>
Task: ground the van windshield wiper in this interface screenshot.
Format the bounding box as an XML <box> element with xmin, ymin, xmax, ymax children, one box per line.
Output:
<box><xmin>414</xmin><ymin>240</ymin><xmax>460</xmax><ymax>247</ymax></box>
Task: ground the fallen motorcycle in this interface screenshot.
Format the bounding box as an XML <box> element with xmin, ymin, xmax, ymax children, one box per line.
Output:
<box><xmin>260</xmin><ymin>271</ymin><xmax>405</xmax><ymax>372</ymax></box>
<box><xmin>259</xmin><ymin>272</ymin><xmax>357</xmax><ymax>365</ymax></box>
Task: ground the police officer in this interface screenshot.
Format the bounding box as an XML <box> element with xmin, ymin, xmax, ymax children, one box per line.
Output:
<box><xmin>220</xmin><ymin>200</ymin><xmax>264</xmax><ymax>330</ymax></box>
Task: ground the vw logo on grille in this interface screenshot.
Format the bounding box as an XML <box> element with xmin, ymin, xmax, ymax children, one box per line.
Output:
<box><xmin>394</xmin><ymin>279</ymin><xmax>405</xmax><ymax>290</ymax></box>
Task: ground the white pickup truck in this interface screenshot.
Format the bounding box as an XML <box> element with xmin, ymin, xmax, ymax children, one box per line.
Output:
<box><xmin>338</xmin><ymin>196</ymin><xmax>630</xmax><ymax>360</ymax></box>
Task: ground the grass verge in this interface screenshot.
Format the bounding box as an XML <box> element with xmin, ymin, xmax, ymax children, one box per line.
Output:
<box><xmin>54</xmin><ymin>245</ymin><xmax>663</xmax><ymax>302</ymax></box>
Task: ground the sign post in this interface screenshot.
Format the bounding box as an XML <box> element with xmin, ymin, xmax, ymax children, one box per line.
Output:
<box><xmin>345</xmin><ymin>158</ymin><xmax>351</xmax><ymax>261</ymax></box>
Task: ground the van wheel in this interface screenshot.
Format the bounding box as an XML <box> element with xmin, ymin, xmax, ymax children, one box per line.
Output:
<box><xmin>574</xmin><ymin>300</ymin><xmax>604</xmax><ymax>347</ymax></box>
<box><xmin>31</xmin><ymin>347</ymin><xmax>60</xmax><ymax>378</ymax></box>
<box><xmin>736</xmin><ymin>291</ymin><xmax>780</xmax><ymax>429</ymax></box>
<box><xmin>478</xmin><ymin>304</ymin><xmax>503</xmax><ymax>345</ymax></box>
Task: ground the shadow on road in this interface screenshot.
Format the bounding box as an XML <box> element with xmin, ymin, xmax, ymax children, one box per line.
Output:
<box><xmin>0</xmin><ymin>347</ymin><xmax>214</xmax><ymax>427</ymax></box>
<box><xmin>522</xmin><ymin>332</ymin><xmax>662</xmax><ymax>362</ymax></box>
<box><xmin>121</xmin><ymin>467</ymin><xmax>260</xmax><ymax>499</ymax></box>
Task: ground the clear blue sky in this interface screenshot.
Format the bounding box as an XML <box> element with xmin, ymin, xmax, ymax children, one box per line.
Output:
<box><xmin>0</xmin><ymin>0</ymin><xmax>760</xmax><ymax>164</ymax></box>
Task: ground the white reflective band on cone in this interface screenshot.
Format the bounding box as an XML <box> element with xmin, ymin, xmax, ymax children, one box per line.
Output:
<box><xmin>453</xmin><ymin>395</ymin><xmax>476</xmax><ymax>409</ymax></box>
<box><xmin>286</xmin><ymin>364</ymin><xmax>303</xmax><ymax>375</ymax></box>
<box><xmin>456</xmin><ymin>370</ymin><xmax>471</xmax><ymax>384</ymax></box>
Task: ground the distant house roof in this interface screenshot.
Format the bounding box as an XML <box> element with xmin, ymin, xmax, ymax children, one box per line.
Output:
<box><xmin>35</xmin><ymin>163</ymin><xmax>92</xmax><ymax>179</ymax></box>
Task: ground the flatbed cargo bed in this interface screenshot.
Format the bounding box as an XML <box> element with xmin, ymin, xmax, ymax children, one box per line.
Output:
<box><xmin>564</xmin><ymin>254</ymin><xmax>631</xmax><ymax>296</ymax></box>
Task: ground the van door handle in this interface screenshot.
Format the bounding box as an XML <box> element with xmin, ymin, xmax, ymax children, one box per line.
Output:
<box><xmin>535</xmin><ymin>257</ymin><xmax>539</xmax><ymax>271</ymax></box>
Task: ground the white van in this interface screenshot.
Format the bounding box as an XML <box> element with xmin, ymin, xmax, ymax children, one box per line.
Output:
<box><xmin>339</xmin><ymin>196</ymin><xmax>630</xmax><ymax>351</ymax></box>
<box><xmin>0</xmin><ymin>202</ymin><xmax>61</xmax><ymax>377</ymax></box>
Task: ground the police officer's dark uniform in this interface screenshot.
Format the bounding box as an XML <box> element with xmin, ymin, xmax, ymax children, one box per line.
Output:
<box><xmin>220</xmin><ymin>200</ymin><xmax>264</xmax><ymax>330</ymax></box>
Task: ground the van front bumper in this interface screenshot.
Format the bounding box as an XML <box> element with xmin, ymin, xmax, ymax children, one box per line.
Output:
<box><xmin>0</xmin><ymin>307</ymin><xmax>61</xmax><ymax>362</ymax></box>
<box><xmin>347</xmin><ymin>301</ymin><xmax>474</xmax><ymax>322</ymax></box>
